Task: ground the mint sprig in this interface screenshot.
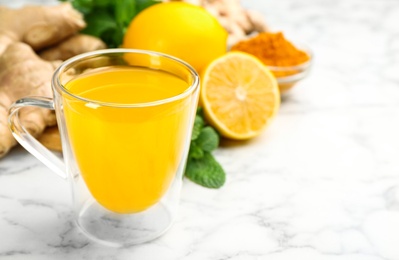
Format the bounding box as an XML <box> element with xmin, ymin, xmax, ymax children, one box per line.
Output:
<box><xmin>185</xmin><ymin>152</ymin><xmax>225</xmax><ymax>189</ymax></box>
<box><xmin>60</xmin><ymin>0</ymin><xmax>160</xmax><ymax>47</ymax></box>
<box><xmin>185</xmin><ymin>109</ymin><xmax>226</xmax><ymax>188</ymax></box>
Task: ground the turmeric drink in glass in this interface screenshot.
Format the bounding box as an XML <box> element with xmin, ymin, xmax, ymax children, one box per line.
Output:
<box><xmin>62</xmin><ymin>66</ymin><xmax>192</xmax><ymax>213</ymax></box>
<box><xmin>9</xmin><ymin>49</ymin><xmax>199</xmax><ymax>246</ymax></box>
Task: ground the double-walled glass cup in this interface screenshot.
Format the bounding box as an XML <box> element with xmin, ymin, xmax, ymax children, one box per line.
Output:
<box><xmin>8</xmin><ymin>49</ymin><xmax>199</xmax><ymax>247</ymax></box>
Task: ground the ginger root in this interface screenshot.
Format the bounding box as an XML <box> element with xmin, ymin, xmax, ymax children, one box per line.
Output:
<box><xmin>37</xmin><ymin>126</ymin><xmax>62</xmax><ymax>152</ymax></box>
<box><xmin>0</xmin><ymin>3</ymin><xmax>106</xmax><ymax>158</ymax></box>
<box><xmin>165</xmin><ymin>0</ymin><xmax>268</xmax><ymax>46</ymax></box>
<box><xmin>39</xmin><ymin>34</ymin><xmax>106</xmax><ymax>61</ymax></box>
<box><xmin>0</xmin><ymin>3</ymin><xmax>85</xmax><ymax>54</ymax></box>
<box><xmin>0</xmin><ymin>43</ymin><xmax>59</xmax><ymax>157</ymax></box>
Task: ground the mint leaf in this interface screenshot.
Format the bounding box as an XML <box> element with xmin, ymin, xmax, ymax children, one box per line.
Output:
<box><xmin>188</xmin><ymin>142</ymin><xmax>204</xmax><ymax>159</ymax></box>
<box><xmin>196</xmin><ymin>107</ymin><xmax>204</xmax><ymax>117</ymax></box>
<box><xmin>81</xmin><ymin>10</ymin><xmax>117</xmax><ymax>38</ymax></box>
<box><xmin>115</xmin><ymin>0</ymin><xmax>137</xmax><ymax>29</ymax></box>
<box><xmin>61</xmin><ymin>0</ymin><xmax>159</xmax><ymax>47</ymax></box>
<box><xmin>95</xmin><ymin>0</ymin><xmax>112</xmax><ymax>7</ymax></box>
<box><xmin>186</xmin><ymin>108</ymin><xmax>226</xmax><ymax>188</ymax></box>
<box><xmin>60</xmin><ymin>0</ymin><xmax>93</xmax><ymax>14</ymax></box>
<box><xmin>196</xmin><ymin>126</ymin><xmax>219</xmax><ymax>152</ymax></box>
<box><xmin>191</xmin><ymin>115</ymin><xmax>204</xmax><ymax>140</ymax></box>
<box><xmin>185</xmin><ymin>152</ymin><xmax>225</xmax><ymax>188</ymax></box>
<box><xmin>136</xmin><ymin>0</ymin><xmax>160</xmax><ymax>13</ymax></box>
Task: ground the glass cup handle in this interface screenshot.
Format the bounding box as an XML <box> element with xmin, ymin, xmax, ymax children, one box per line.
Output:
<box><xmin>8</xmin><ymin>97</ymin><xmax>67</xmax><ymax>180</ymax></box>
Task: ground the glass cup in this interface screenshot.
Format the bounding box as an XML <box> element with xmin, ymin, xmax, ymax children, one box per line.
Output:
<box><xmin>8</xmin><ymin>49</ymin><xmax>199</xmax><ymax>247</ymax></box>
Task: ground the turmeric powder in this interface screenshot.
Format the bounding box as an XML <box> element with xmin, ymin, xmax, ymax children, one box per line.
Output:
<box><xmin>231</xmin><ymin>32</ymin><xmax>310</xmax><ymax>67</ymax></box>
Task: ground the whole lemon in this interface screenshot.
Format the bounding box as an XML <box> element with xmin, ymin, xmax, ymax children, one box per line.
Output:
<box><xmin>123</xmin><ymin>2</ymin><xmax>227</xmax><ymax>72</ymax></box>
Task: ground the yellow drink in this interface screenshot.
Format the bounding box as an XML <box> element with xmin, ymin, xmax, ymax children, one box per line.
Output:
<box><xmin>63</xmin><ymin>66</ymin><xmax>191</xmax><ymax>213</ymax></box>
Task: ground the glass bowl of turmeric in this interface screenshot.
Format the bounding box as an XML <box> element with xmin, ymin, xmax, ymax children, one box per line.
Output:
<box><xmin>231</xmin><ymin>32</ymin><xmax>313</xmax><ymax>94</ymax></box>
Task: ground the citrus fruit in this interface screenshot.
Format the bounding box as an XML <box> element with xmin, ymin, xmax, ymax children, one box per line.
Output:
<box><xmin>200</xmin><ymin>52</ymin><xmax>280</xmax><ymax>140</ymax></box>
<box><xmin>123</xmin><ymin>2</ymin><xmax>227</xmax><ymax>72</ymax></box>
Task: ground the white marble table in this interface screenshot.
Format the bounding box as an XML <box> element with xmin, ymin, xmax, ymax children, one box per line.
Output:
<box><xmin>1</xmin><ymin>0</ymin><xmax>399</xmax><ymax>259</ymax></box>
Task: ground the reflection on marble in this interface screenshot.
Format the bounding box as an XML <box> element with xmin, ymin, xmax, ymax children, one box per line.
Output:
<box><xmin>1</xmin><ymin>0</ymin><xmax>399</xmax><ymax>259</ymax></box>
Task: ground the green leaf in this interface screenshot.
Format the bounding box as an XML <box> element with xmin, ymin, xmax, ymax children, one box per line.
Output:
<box><xmin>188</xmin><ymin>142</ymin><xmax>204</xmax><ymax>159</ymax></box>
<box><xmin>81</xmin><ymin>10</ymin><xmax>117</xmax><ymax>37</ymax></box>
<box><xmin>196</xmin><ymin>126</ymin><xmax>219</xmax><ymax>152</ymax></box>
<box><xmin>196</xmin><ymin>106</ymin><xmax>204</xmax><ymax>117</ymax></box>
<box><xmin>136</xmin><ymin>0</ymin><xmax>160</xmax><ymax>13</ymax></box>
<box><xmin>95</xmin><ymin>0</ymin><xmax>113</xmax><ymax>7</ymax></box>
<box><xmin>185</xmin><ymin>152</ymin><xmax>226</xmax><ymax>188</ymax></box>
<box><xmin>191</xmin><ymin>115</ymin><xmax>204</xmax><ymax>140</ymax></box>
<box><xmin>115</xmin><ymin>0</ymin><xmax>137</xmax><ymax>28</ymax></box>
<box><xmin>60</xmin><ymin>0</ymin><xmax>93</xmax><ymax>14</ymax></box>
<box><xmin>60</xmin><ymin>0</ymin><xmax>160</xmax><ymax>48</ymax></box>
<box><xmin>100</xmin><ymin>28</ymin><xmax>123</xmax><ymax>48</ymax></box>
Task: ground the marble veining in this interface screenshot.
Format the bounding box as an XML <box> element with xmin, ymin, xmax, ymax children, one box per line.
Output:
<box><xmin>1</xmin><ymin>0</ymin><xmax>399</xmax><ymax>259</ymax></box>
